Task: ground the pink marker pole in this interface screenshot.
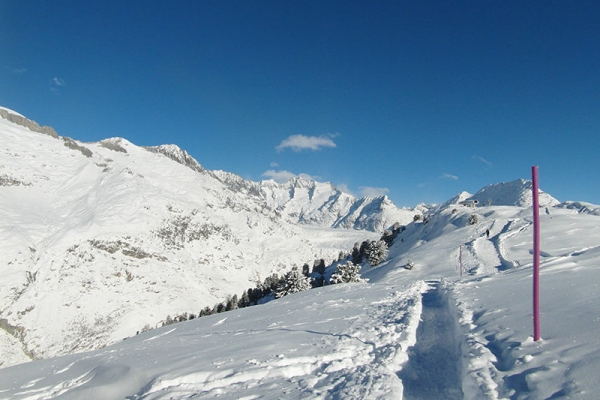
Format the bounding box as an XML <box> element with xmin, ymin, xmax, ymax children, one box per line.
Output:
<box><xmin>532</xmin><ymin>166</ymin><xmax>541</xmax><ymax>341</ymax></box>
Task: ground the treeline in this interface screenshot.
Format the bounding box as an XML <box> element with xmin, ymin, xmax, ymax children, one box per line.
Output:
<box><xmin>138</xmin><ymin>222</ymin><xmax>406</xmax><ymax>334</ymax></box>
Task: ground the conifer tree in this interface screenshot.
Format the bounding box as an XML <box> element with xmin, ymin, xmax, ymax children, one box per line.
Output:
<box><xmin>302</xmin><ymin>263</ymin><xmax>311</xmax><ymax>277</ymax></box>
<box><xmin>312</xmin><ymin>259</ymin><xmax>326</xmax><ymax>275</ymax></box>
<box><xmin>275</xmin><ymin>267</ymin><xmax>312</xmax><ymax>298</ymax></box>
<box><xmin>226</xmin><ymin>294</ymin><xmax>239</xmax><ymax>311</ymax></box>
<box><xmin>239</xmin><ymin>290</ymin><xmax>251</xmax><ymax>308</ymax></box>
<box><xmin>330</xmin><ymin>261</ymin><xmax>367</xmax><ymax>284</ymax></box>
<box><xmin>366</xmin><ymin>240</ymin><xmax>388</xmax><ymax>266</ymax></box>
<box><xmin>351</xmin><ymin>242</ymin><xmax>363</xmax><ymax>264</ymax></box>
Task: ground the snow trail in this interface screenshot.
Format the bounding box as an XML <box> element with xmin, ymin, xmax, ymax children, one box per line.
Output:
<box><xmin>493</xmin><ymin>219</ymin><xmax>528</xmax><ymax>271</ymax></box>
<box><xmin>398</xmin><ymin>281</ymin><xmax>463</xmax><ymax>399</ymax></box>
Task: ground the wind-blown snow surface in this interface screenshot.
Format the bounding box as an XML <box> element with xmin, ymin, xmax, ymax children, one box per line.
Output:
<box><xmin>0</xmin><ymin>108</ymin><xmax>416</xmax><ymax>367</ymax></box>
<box><xmin>1</xmin><ymin>182</ymin><xmax>600</xmax><ymax>398</ymax></box>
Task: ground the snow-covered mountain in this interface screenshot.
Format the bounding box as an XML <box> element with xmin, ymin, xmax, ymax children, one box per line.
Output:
<box><xmin>4</xmin><ymin>107</ymin><xmax>599</xmax><ymax>399</ymax></box>
<box><xmin>213</xmin><ymin>171</ymin><xmax>417</xmax><ymax>231</ymax></box>
<box><xmin>437</xmin><ymin>179</ymin><xmax>559</xmax><ymax>211</ymax></box>
<box><xmin>1</xmin><ymin>163</ymin><xmax>599</xmax><ymax>399</ymax></box>
<box><xmin>467</xmin><ymin>179</ymin><xmax>559</xmax><ymax>207</ymax></box>
<box><xmin>0</xmin><ymin>107</ymin><xmax>416</xmax><ymax>367</ymax></box>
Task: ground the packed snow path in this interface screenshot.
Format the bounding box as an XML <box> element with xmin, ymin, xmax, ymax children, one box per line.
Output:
<box><xmin>398</xmin><ymin>280</ymin><xmax>463</xmax><ymax>399</ymax></box>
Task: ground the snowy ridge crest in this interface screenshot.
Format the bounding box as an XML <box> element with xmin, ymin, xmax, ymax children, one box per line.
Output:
<box><xmin>213</xmin><ymin>172</ymin><xmax>417</xmax><ymax>231</ymax></box>
<box><xmin>0</xmin><ymin>107</ymin><xmax>58</xmax><ymax>138</ymax></box>
<box><xmin>468</xmin><ymin>179</ymin><xmax>559</xmax><ymax>207</ymax></box>
<box><xmin>143</xmin><ymin>144</ymin><xmax>205</xmax><ymax>173</ymax></box>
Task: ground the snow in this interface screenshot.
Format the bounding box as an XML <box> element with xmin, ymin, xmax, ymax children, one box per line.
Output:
<box><xmin>2</xmin><ymin>109</ymin><xmax>600</xmax><ymax>399</ymax></box>
<box><xmin>467</xmin><ymin>179</ymin><xmax>559</xmax><ymax>208</ymax></box>
<box><xmin>0</xmin><ymin>107</ymin><xmax>26</xmax><ymax>118</ymax></box>
<box><xmin>2</xmin><ymin>195</ymin><xmax>599</xmax><ymax>399</ymax></box>
<box><xmin>0</xmin><ymin>112</ymin><xmax>382</xmax><ymax>366</ymax></box>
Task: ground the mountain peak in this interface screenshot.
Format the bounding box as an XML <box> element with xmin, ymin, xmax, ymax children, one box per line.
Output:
<box><xmin>468</xmin><ymin>179</ymin><xmax>559</xmax><ymax>207</ymax></box>
<box><xmin>143</xmin><ymin>144</ymin><xmax>204</xmax><ymax>173</ymax></box>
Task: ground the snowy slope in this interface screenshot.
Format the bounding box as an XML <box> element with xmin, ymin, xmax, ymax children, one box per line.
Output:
<box><xmin>2</xmin><ymin>107</ymin><xmax>600</xmax><ymax>399</ymax></box>
<box><xmin>467</xmin><ymin>179</ymin><xmax>559</xmax><ymax>207</ymax></box>
<box><xmin>0</xmin><ymin>108</ymin><xmax>390</xmax><ymax>367</ymax></box>
<box><xmin>1</xmin><ymin>191</ymin><xmax>599</xmax><ymax>399</ymax></box>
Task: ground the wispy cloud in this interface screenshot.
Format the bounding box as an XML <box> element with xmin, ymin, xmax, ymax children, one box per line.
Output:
<box><xmin>50</xmin><ymin>77</ymin><xmax>66</xmax><ymax>93</ymax></box>
<box><xmin>262</xmin><ymin>169</ymin><xmax>296</xmax><ymax>182</ymax></box>
<box><xmin>472</xmin><ymin>156</ymin><xmax>492</xmax><ymax>168</ymax></box>
<box><xmin>3</xmin><ymin>65</ymin><xmax>27</xmax><ymax>74</ymax></box>
<box><xmin>336</xmin><ymin>183</ymin><xmax>354</xmax><ymax>196</ymax></box>
<box><xmin>442</xmin><ymin>173</ymin><xmax>458</xmax><ymax>180</ymax></box>
<box><xmin>276</xmin><ymin>133</ymin><xmax>338</xmax><ymax>152</ymax></box>
<box><xmin>359</xmin><ymin>186</ymin><xmax>389</xmax><ymax>198</ymax></box>
<box><xmin>53</xmin><ymin>77</ymin><xmax>66</xmax><ymax>86</ymax></box>
<box><xmin>262</xmin><ymin>169</ymin><xmax>318</xmax><ymax>183</ymax></box>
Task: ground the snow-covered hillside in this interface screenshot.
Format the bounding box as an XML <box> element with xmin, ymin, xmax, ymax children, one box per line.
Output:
<box><xmin>1</xmin><ymin>107</ymin><xmax>414</xmax><ymax>367</ymax></box>
<box><xmin>1</xmin><ymin>180</ymin><xmax>599</xmax><ymax>399</ymax></box>
<box><xmin>2</xmin><ymin>107</ymin><xmax>599</xmax><ymax>399</ymax></box>
<box><xmin>467</xmin><ymin>179</ymin><xmax>559</xmax><ymax>208</ymax></box>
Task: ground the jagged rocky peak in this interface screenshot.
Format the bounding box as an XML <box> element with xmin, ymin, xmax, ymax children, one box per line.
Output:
<box><xmin>143</xmin><ymin>144</ymin><xmax>204</xmax><ymax>173</ymax></box>
<box><xmin>436</xmin><ymin>191</ymin><xmax>473</xmax><ymax>210</ymax></box>
<box><xmin>0</xmin><ymin>106</ymin><xmax>58</xmax><ymax>138</ymax></box>
<box><xmin>211</xmin><ymin>170</ymin><xmax>262</xmax><ymax>197</ymax></box>
<box><xmin>98</xmin><ymin>137</ymin><xmax>131</xmax><ymax>153</ymax></box>
<box><xmin>284</xmin><ymin>176</ymin><xmax>317</xmax><ymax>189</ymax></box>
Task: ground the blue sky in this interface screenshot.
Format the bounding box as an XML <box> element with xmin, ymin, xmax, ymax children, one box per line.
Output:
<box><xmin>1</xmin><ymin>1</ymin><xmax>599</xmax><ymax>207</ymax></box>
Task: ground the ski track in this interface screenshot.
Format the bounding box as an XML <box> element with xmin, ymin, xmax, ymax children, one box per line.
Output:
<box><xmin>493</xmin><ymin>219</ymin><xmax>528</xmax><ymax>271</ymax></box>
<box><xmin>398</xmin><ymin>280</ymin><xmax>464</xmax><ymax>400</ymax></box>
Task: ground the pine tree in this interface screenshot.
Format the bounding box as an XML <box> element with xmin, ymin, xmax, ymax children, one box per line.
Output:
<box><xmin>351</xmin><ymin>242</ymin><xmax>362</xmax><ymax>264</ymax></box>
<box><xmin>302</xmin><ymin>263</ymin><xmax>310</xmax><ymax>277</ymax></box>
<box><xmin>239</xmin><ymin>290</ymin><xmax>251</xmax><ymax>308</ymax></box>
<box><xmin>275</xmin><ymin>267</ymin><xmax>312</xmax><ymax>298</ymax></box>
<box><xmin>263</xmin><ymin>273</ymin><xmax>281</xmax><ymax>295</ymax></box>
<box><xmin>226</xmin><ymin>294</ymin><xmax>239</xmax><ymax>311</ymax></box>
<box><xmin>330</xmin><ymin>261</ymin><xmax>367</xmax><ymax>284</ymax></box>
<box><xmin>312</xmin><ymin>259</ymin><xmax>326</xmax><ymax>275</ymax></box>
<box><xmin>366</xmin><ymin>240</ymin><xmax>388</xmax><ymax>266</ymax></box>
<box><xmin>381</xmin><ymin>229</ymin><xmax>395</xmax><ymax>246</ymax></box>
<box><xmin>199</xmin><ymin>306</ymin><xmax>212</xmax><ymax>317</ymax></box>
<box><xmin>359</xmin><ymin>240</ymin><xmax>371</xmax><ymax>262</ymax></box>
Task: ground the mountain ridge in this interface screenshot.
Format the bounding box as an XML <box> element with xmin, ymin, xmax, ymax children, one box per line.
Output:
<box><xmin>0</xmin><ymin>107</ymin><xmax>570</xmax><ymax>369</ymax></box>
<box><xmin>0</xmin><ymin>108</ymin><xmax>400</xmax><ymax>366</ymax></box>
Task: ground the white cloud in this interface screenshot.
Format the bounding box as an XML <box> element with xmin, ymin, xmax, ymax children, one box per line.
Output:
<box><xmin>52</xmin><ymin>77</ymin><xmax>66</xmax><ymax>86</ymax></box>
<box><xmin>336</xmin><ymin>183</ymin><xmax>354</xmax><ymax>196</ymax></box>
<box><xmin>298</xmin><ymin>172</ymin><xmax>318</xmax><ymax>181</ymax></box>
<box><xmin>261</xmin><ymin>169</ymin><xmax>296</xmax><ymax>183</ymax></box>
<box><xmin>270</xmin><ymin>162</ymin><xmax>279</xmax><ymax>168</ymax></box>
<box><xmin>472</xmin><ymin>155</ymin><xmax>492</xmax><ymax>168</ymax></box>
<box><xmin>261</xmin><ymin>170</ymin><xmax>319</xmax><ymax>183</ymax></box>
<box><xmin>359</xmin><ymin>186</ymin><xmax>389</xmax><ymax>198</ymax></box>
<box><xmin>50</xmin><ymin>77</ymin><xmax>66</xmax><ymax>93</ymax></box>
<box><xmin>276</xmin><ymin>134</ymin><xmax>337</xmax><ymax>152</ymax></box>
<box><xmin>442</xmin><ymin>173</ymin><xmax>458</xmax><ymax>180</ymax></box>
